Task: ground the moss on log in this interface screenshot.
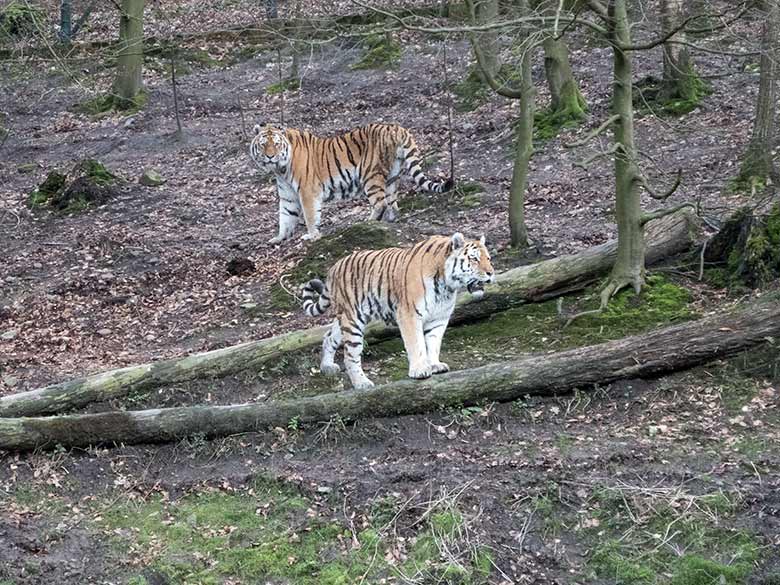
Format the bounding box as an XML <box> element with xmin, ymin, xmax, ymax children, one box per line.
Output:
<box><xmin>0</xmin><ymin>211</ymin><xmax>697</xmax><ymax>419</ymax></box>
<box><xmin>0</xmin><ymin>292</ymin><xmax>776</xmax><ymax>451</ymax></box>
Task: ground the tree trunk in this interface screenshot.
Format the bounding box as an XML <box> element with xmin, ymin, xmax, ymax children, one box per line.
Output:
<box><xmin>509</xmin><ymin>26</ymin><xmax>534</xmax><ymax>248</ymax></box>
<box><xmin>659</xmin><ymin>0</ymin><xmax>699</xmax><ymax>102</ymax></box>
<box><xmin>543</xmin><ymin>36</ymin><xmax>587</xmax><ymax>118</ymax></box>
<box><xmin>737</xmin><ymin>0</ymin><xmax>779</xmax><ymax>189</ymax></box>
<box><xmin>472</xmin><ymin>0</ymin><xmax>499</xmax><ymax>82</ymax></box>
<box><xmin>113</xmin><ymin>0</ymin><xmax>145</xmax><ymax>108</ymax></box>
<box><xmin>0</xmin><ymin>212</ymin><xmax>697</xmax><ymax>419</ymax></box>
<box><xmin>266</xmin><ymin>0</ymin><xmax>279</xmax><ymax>19</ymax></box>
<box><xmin>59</xmin><ymin>0</ymin><xmax>72</xmax><ymax>43</ymax></box>
<box><xmin>602</xmin><ymin>0</ymin><xmax>646</xmax><ymax>305</ymax></box>
<box><xmin>1</xmin><ymin>296</ymin><xmax>776</xmax><ymax>451</ymax></box>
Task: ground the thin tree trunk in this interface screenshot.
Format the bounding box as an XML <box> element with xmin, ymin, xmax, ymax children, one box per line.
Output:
<box><xmin>1</xmin><ymin>296</ymin><xmax>776</xmax><ymax>451</ymax></box>
<box><xmin>602</xmin><ymin>0</ymin><xmax>646</xmax><ymax>305</ymax></box>
<box><xmin>543</xmin><ymin>35</ymin><xmax>587</xmax><ymax>117</ymax></box>
<box><xmin>472</xmin><ymin>0</ymin><xmax>499</xmax><ymax>82</ymax></box>
<box><xmin>509</xmin><ymin>27</ymin><xmax>534</xmax><ymax>248</ymax></box>
<box><xmin>113</xmin><ymin>0</ymin><xmax>145</xmax><ymax>107</ymax></box>
<box><xmin>170</xmin><ymin>46</ymin><xmax>183</xmax><ymax>140</ymax></box>
<box><xmin>659</xmin><ymin>0</ymin><xmax>699</xmax><ymax>102</ymax></box>
<box><xmin>0</xmin><ymin>211</ymin><xmax>697</xmax><ymax>418</ymax></box>
<box><xmin>737</xmin><ymin>0</ymin><xmax>779</xmax><ymax>187</ymax></box>
<box><xmin>59</xmin><ymin>0</ymin><xmax>72</xmax><ymax>43</ymax></box>
<box><xmin>266</xmin><ymin>0</ymin><xmax>278</xmax><ymax>19</ymax></box>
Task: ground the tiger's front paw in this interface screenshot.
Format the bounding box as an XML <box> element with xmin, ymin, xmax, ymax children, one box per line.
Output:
<box><xmin>382</xmin><ymin>205</ymin><xmax>398</xmax><ymax>223</ymax></box>
<box><xmin>430</xmin><ymin>362</ymin><xmax>450</xmax><ymax>374</ymax></box>
<box><xmin>408</xmin><ymin>364</ymin><xmax>433</xmax><ymax>380</ymax></box>
<box><xmin>321</xmin><ymin>363</ymin><xmax>341</xmax><ymax>376</ymax></box>
<box><xmin>301</xmin><ymin>231</ymin><xmax>321</xmax><ymax>241</ymax></box>
<box><xmin>352</xmin><ymin>378</ymin><xmax>375</xmax><ymax>391</ymax></box>
<box><xmin>268</xmin><ymin>235</ymin><xmax>285</xmax><ymax>244</ymax></box>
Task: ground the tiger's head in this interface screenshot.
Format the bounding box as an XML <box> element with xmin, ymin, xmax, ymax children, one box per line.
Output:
<box><xmin>249</xmin><ymin>124</ymin><xmax>291</xmax><ymax>172</ymax></box>
<box><xmin>444</xmin><ymin>233</ymin><xmax>494</xmax><ymax>297</ymax></box>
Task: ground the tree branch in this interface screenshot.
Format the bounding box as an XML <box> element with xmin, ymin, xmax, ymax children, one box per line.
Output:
<box><xmin>574</xmin><ymin>143</ymin><xmax>620</xmax><ymax>170</ymax></box>
<box><xmin>565</xmin><ymin>114</ymin><xmax>620</xmax><ymax>148</ymax></box>
<box><xmin>637</xmin><ymin>168</ymin><xmax>683</xmax><ymax>200</ymax></box>
<box><xmin>640</xmin><ymin>202</ymin><xmax>695</xmax><ymax>226</ymax></box>
<box><xmin>349</xmin><ymin>0</ymin><xmax>608</xmax><ymax>36</ymax></box>
<box><xmin>620</xmin><ymin>2</ymin><xmax>754</xmax><ymax>51</ymax></box>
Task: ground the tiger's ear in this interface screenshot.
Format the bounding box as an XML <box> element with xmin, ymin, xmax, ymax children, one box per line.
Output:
<box><xmin>451</xmin><ymin>232</ymin><xmax>466</xmax><ymax>250</ymax></box>
<box><xmin>253</xmin><ymin>124</ymin><xmax>263</xmax><ymax>136</ymax></box>
<box><xmin>479</xmin><ymin>235</ymin><xmax>486</xmax><ymax>246</ymax></box>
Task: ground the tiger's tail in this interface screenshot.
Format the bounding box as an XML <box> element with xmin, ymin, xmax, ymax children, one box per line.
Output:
<box><xmin>399</xmin><ymin>135</ymin><xmax>454</xmax><ymax>194</ymax></box>
<box><xmin>302</xmin><ymin>278</ymin><xmax>331</xmax><ymax>317</ymax></box>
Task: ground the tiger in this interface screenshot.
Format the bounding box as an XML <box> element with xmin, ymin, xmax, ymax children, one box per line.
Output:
<box><xmin>249</xmin><ymin>123</ymin><xmax>454</xmax><ymax>244</ymax></box>
<box><xmin>301</xmin><ymin>233</ymin><xmax>494</xmax><ymax>390</ymax></box>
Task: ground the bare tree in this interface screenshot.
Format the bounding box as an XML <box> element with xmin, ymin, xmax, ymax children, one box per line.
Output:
<box><xmin>659</xmin><ymin>0</ymin><xmax>701</xmax><ymax>105</ymax></box>
<box><xmin>535</xmin><ymin>0</ymin><xmax>587</xmax><ymax>122</ymax></box>
<box><xmin>466</xmin><ymin>0</ymin><xmax>537</xmax><ymax>248</ymax></box>
<box><xmin>113</xmin><ymin>0</ymin><xmax>145</xmax><ymax>107</ymax></box>
<box><xmin>737</xmin><ymin>0</ymin><xmax>779</xmax><ymax>190</ymax></box>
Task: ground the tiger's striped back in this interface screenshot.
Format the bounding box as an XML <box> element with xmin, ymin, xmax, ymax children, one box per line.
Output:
<box><xmin>301</xmin><ymin>234</ymin><xmax>494</xmax><ymax>390</ymax></box>
<box><xmin>250</xmin><ymin>123</ymin><xmax>454</xmax><ymax>243</ymax></box>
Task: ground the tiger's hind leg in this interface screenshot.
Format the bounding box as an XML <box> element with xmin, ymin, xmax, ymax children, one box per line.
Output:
<box><xmin>365</xmin><ymin>175</ymin><xmax>393</xmax><ymax>223</ymax></box>
<box><xmin>382</xmin><ymin>158</ymin><xmax>403</xmax><ymax>223</ymax></box>
<box><xmin>320</xmin><ymin>319</ymin><xmax>342</xmax><ymax>376</ymax></box>
<box><xmin>339</xmin><ymin>313</ymin><xmax>374</xmax><ymax>390</ymax></box>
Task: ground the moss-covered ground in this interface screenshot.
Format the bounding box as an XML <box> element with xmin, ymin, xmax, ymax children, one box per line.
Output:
<box><xmin>82</xmin><ymin>476</ymin><xmax>492</xmax><ymax>584</ymax></box>
<box><xmin>253</xmin><ymin>273</ymin><xmax>695</xmax><ymax>398</ymax></box>
<box><xmin>26</xmin><ymin>159</ymin><xmax>120</xmax><ymax>213</ymax></box>
<box><xmin>267</xmin><ymin>222</ymin><xmax>401</xmax><ymax>311</ymax></box>
<box><xmin>351</xmin><ymin>33</ymin><xmax>402</xmax><ymax>70</ymax></box>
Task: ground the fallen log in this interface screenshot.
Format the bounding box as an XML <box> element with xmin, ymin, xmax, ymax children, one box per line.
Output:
<box><xmin>0</xmin><ymin>211</ymin><xmax>697</xmax><ymax>418</ymax></box>
<box><xmin>0</xmin><ymin>291</ymin><xmax>774</xmax><ymax>452</ymax></box>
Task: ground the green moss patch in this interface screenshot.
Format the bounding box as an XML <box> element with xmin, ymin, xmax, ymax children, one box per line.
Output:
<box><xmin>367</xmin><ymin>274</ymin><xmax>694</xmax><ymax>383</ymax></box>
<box><xmin>77</xmin><ymin>90</ymin><xmax>148</xmax><ymax>116</ymax></box>
<box><xmin>268</xmin><ymin>222</ymin><xmax>400</xmax><ymax>311</ymax></box>
<box><xmin>267</xmin><ymin>76</ymin><xmax>301</xmax><ymax>95</ymax></box>
<box><xmin>27</xmin><ymin>159</ymin><xmax>121</xmax><ymax>213</ymax></box>
<box><xmin>351</xmin><ymin>33</ymin><xmax>402</xmax><ymax>70</ymax></box>
<box><xmin>533</xmin><ymin>102</ymin><xmax>587</xmax><ymax>141</ymax></box>
<box><xmin>704</xmin><ymin>204</ymin><xmax>780</xmax><ymax>288</ymax></box>
<box><xmin>97</xmin><ymin>477</ymin><xmax>494</xmax><ymax>584</ymax></box>
<box><xmin>585</xmin><ymin>480</ymin><xmax>762</xmax><ymax>585</ymax></box>
<box><xmin>634</xmin><ymin>74</ymin><xmax>710</xmax><ymax>117</ymax></box>
<box><xmin>0</xmin><ymin>1</ymin><xmax>44</xmax><ymax>38</ymax></box>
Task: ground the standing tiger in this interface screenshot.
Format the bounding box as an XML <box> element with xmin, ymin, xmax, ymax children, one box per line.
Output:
<box><xmin>301</xmin><ymin>233</ymin><xmax>494</xmax><ymax>390</ymax></box>
<box><xmin>250</xmin><ymin>123</ymin><xmax>454</xmax><ymax>244</ymax></box>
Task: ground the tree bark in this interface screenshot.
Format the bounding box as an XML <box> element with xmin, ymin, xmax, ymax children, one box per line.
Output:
<box><xmin>472</xmin><ymin>0</ymin><xmax>499</xmax><ymax>82</ymax></box>
<box><xmin>659</xmin><ymin>0</ymin><xmax>699</xmax><ymax>102</ymax></box>
<box><xmin>509</xmin><ymin>25</ymin><xmax>534</xmax><ymax>248</ymax></box>
<box><xmin>59</xmin><ymin>0</ymin><xmax>72</xmax><ymax>43</ymax></box>
<box><xmin>543</xmin><ymin>35</ymin><xmax>587</xmax><ymax>118</ymax></box>
<box><xmin>1</xmin><ymin>295</ymin><xmax>776</xmax><ymax>451</ymax></box>
<box><xmin>0</xmin><ymin>211</ymin><xmax>697</xmax><ymax>419</ymax></box>
<box><xmin>602</xmin><ymin>0</ymin><xmax>646</xmax><ymax>305</ymax></box>
<box><xmin>737</xmin><ymin>0</ymin><xmax>779</xmax><ymax>188</ymax></box>
<box><xmin>113</xmin><ymin>0</ymin><xmax>145</xmax><ymax>107</ymax></box>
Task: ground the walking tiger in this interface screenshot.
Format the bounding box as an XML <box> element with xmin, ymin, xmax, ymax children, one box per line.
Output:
<box><xmin>301</xmin><ymin>233</ymin><xmax>494</xmax><ymax>390</ymax></box>
<box><xmin>250</xmin><ymin>123</ymin><xmax>454</xmax><ymax>244</ymax></box>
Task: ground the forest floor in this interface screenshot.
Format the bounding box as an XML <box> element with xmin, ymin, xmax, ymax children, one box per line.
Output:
<box><xmin>0</xmin><ymin>2</ymin><xmax>779</xmax><ymax>584</ymax></box>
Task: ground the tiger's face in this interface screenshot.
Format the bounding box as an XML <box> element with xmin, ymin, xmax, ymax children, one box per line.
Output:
<box><xmin>250</xmin><ymin>124</ymin><xmax>291</xmax><ymax>171</ymax></box>
<box><xmin>445</xmin><ymin>233</ymin><xmax>495</xmax><ymax>296</ymax></box>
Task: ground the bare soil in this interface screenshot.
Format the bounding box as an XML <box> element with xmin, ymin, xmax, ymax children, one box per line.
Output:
<box><xmin>0</xmin><ymin>3</ymin><xmax>778</xmax><ymax>584</ymax></box>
